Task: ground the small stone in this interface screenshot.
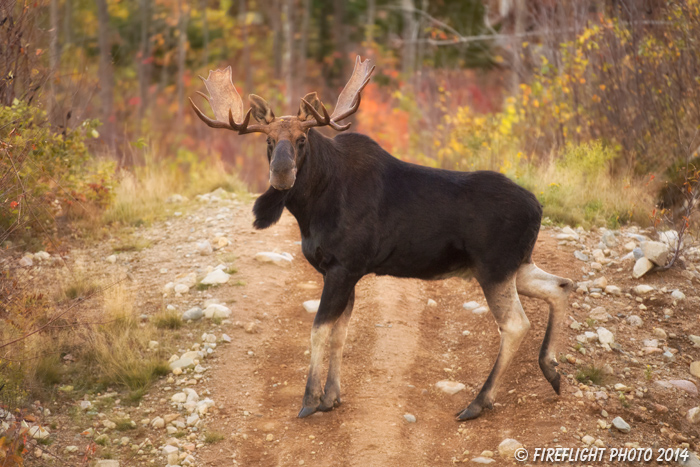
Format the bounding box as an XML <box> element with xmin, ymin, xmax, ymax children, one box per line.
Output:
<box><xmin>590</xmin><ymin>262</ymin><xmax>602</xmax><ymax>271</ymax></box>
<box><xmin>303</xmin><ymin>300</ymin><xmax>320</xmax><ymax>313</ymax></box>
<box><xmin>427</xmin><ymin>299</ymin><xmax>437</xmax><ymax>307</ymax></box>
<box><xmin>671</xmin><ymin>289</ymin><xmax>686</xmax><ymax>301</ymax></box>
<box><xmin>101</xmin><ymin>420</ymin><xmax>116</xmax><ymax>430</ymax></box>
<box><xmin>182</xmin><ymin>307</ymin><xmax>204</xmax><ymax>321</ymax></box>
<box><xmin>435</xmin><ymin>380</ymin><xmax>466</xmax><ymax>395</ymax></box>
<box><xmin>687</xmin><ymin>407</ymin><xmax>700</xmax><ymax>424</ymax></box>
<box><xmin>633</xmin><ymin>284</ymin><xmax>654</xmax><ymax>295</ymax></box>
<box><xmin>612</xmin><ymin>416</ymin><xmax>630</xmax><ymax>433</ymax></box>
<box><xmin>582</xmin><ymin>435</ymin><xmax>595</xmax><ymax>445</ymax></box>
<box><xmin>266</xmin><ymin>433</ymin><xmax>274</xmax><ymax>441</ymax></box>
<box><xmin>497</xmin><ymin>438</ymin><xmax>523</xmax><ymax>458</ymax></box>
<box><xmin>222</xmin><ymin>334</ymin><xmax>232</xmax><ymax>343</ymax></box>
<box><xmin>632</xmin><ymin>257</ymin><xmax>654</xmax><ymax>278</ymax></box>
<box><xmin>471</xmin><ymin>306</ymin><xmax>489</xmax><ymax>315</ymax></box>
<box><xmin>18</xmin><ymin>256</ymin><xmax>33</xmax><ymax>267</ymax></box>
<box><xmin>106</xmin><ymin>254</ymin><xmax>117</xmax><ymax>264</ymax></box>
<box><xmin>28</xmin><ymin>426</ymin><xmax>50</xmax><ymax>439</ymax></box>
<box><xmin>196</xmin><ymin>240</ymin><xmax>214</xmax><ymax>256</ymax></box>
<box><xmin>80</xmin><ymin>400</ymin><xmax>92</xmax><ymax>410</ymax></box>
<box><xmin>96</xmin><ymin>461</ymin><xmax>120</xmax><ymax>467</ymax></box>
<box><xmin>200</xmin><ymin>269</ymin><xmax>230</xmax><ymax>285</ymax></box>
<box><xmin>470</xmin><ymin>457</ymin><xmax>495</xmax><ymax>464</ymax></box>
<box><xmin>574</xmin><ymin>250</ymin><xmax>589</xmax><ymax>261</ymax></box>
<box><xmin>245</xmin><ymin>322</ymin><xmax>258</xmax><ymax>334</ymax></box>
<box><xmin>174</xmin><ymin>283</ymin><xmax>189</xmax><ymax>294</ymax></box>
<box><xmin>203</xmin><ymin>304</ymin><xmax>231</xmax><ymax>319</ymax></box>
<box><xmin>668</xmin><ymin>379</ymin><xmax>698</xmax><ymax>396</ymax></box>
<box><xmin>592</xmin><ymin>276</ymin><xmax>608</xmax><ymax>289</ymax></box>
<box><xmin>641</xmin><ymin>241</ymin><xmax>670</xmax><ymax>266</ymax></box>
<box><xmin>597</xmin><ymin>327</ymin><xmax>614</xmax><ymax>345</ymax></box>
<box><xmin>691</xmin><ymin>335</ymin><xmax>700</xmax><ymax>347</ymax></box>
<box><xmin>171</xmin><ymin>392</ymin><xmax>187</xmax><ymax>403</ymax></box>
<box><xmin>589</xmin><ymin>307</ymin><xmax>610</xmax><ymax>322</ymax></box>
<box><xmin>403</xmin><ymin>413</ymin><xmax>416</xmax><ymax>423</ymax></box>
<box><xmin>148</xmin><ymin>340</ymin><xmax>159</xmax><ymax>350</ymax></box>
<box><xmin>604</xmin><ymin>285</ymin><xmax>621</xmax><ymax>295</ymax></box>
<box><xmin>254</xmin><ymin>252</ymin><xmax>293</xmax><ymax>267</ymax></box>
<box><xmin>462</xmin><ymin>301</ymin><xmax>480</xmax><ymax>311</ymax></box>
<box><xmin>624</xmin><ymin>241</ymin><xmax>636</xmax><ymax>251</ymax></box>
<box><xmin>151</xmin><ymin>417</ymin><xmax>165</xmax><ymax>429</ymax></box>
<box><xmin>691</xmin><ymin>362</ymin><xmax>700</xmax><ymax>378</ymax></box>
<box><xmin>626</xmin><ymin>315</ymin><xmax>643</xmax><ymax>327</ymax></box>
<box><xmin>652</xmin><ymin>328</ymin><xmax>667</xmax><ymax>339</ymax></box>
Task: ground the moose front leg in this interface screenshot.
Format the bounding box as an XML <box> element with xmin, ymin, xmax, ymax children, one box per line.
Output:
<box><xmin>319</xmin><ymin>289</ymin><xmax>355</xmax><ymax>411</ymax></box>
<box><xmin>298</xmin><ymin>269</ymin><xmax>357</xmax><ymax>418</ymax></box>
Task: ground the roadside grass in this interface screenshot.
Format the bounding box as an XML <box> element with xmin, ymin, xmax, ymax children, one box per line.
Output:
<box><xmin>153</xmin><ymin>309</ymin><xmax>183</xmax><ymax>330</ymax></box>
<box><xmin>575</xmin><ymin>364</ymin><xmax>606</xmax><ymax>386</ymax></box>
<box><xmin>204</xmin><ymin>431</ymin><xmax>225</xmax><ymax>444</ymax></box>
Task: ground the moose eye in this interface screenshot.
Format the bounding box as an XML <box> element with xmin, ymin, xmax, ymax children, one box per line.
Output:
<box><xmin>267</xmin><ymin>138</ymin><xmax>273</xmax><ymax>146</ymax></box>
<box><xmin>298</xmin><ymin>136</ymin><xmax>306</xmax><ymax>146</ymax></box>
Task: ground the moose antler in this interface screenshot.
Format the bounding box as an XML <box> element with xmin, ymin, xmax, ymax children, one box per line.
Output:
<box><xmin>189</xmin><ymin>66</ymin><xmax>269</xmax><ymax>134</ymax></box>
<box><xmin>300</xmin><ymin>56</ymin><xmax>375</xmax><ymax>131</ymax></box>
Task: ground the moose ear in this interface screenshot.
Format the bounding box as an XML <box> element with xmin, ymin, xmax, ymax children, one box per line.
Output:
<box><xmin>297</xmin><ymin>92</ymin><xmax>324</xmax><ymax>121</ymax></box>
<box><xmin>249</xmin><ymin>94</ymin><xmax>275</xmax><ymax>123</ymax></box>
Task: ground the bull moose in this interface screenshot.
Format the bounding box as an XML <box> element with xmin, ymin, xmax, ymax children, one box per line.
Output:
<box><xmin>190</xmin><ymin>56</ymin><xmax>573</xmax><ymax>421</ymax></box>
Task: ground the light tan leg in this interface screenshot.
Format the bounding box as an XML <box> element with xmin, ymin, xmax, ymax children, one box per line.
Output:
<box><xmin>457</xmin><ymin>275</ymin><xmax>530</xmax><ymax>420</ymax></box>
<box><xmin>319</xmin><ymin>290</ymin><xmax>355</xmax><ymax>411</ymax></box>
<box><xmin>515</xmin><ymin>262</ymin><xmax>573</xmax><ymax>393</ymax></box>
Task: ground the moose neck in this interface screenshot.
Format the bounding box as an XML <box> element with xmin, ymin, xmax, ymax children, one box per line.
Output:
<box><xmin>284</xmin><ymin>129</ymin><xmax>340</xmax><ymax>235</ymax></box>
<box><xmin>252</xmin><ymin>128</ymin><xmax>341</xmax><ymax>234</ymax></box>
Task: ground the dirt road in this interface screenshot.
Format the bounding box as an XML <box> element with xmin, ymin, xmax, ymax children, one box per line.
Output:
<box><xmin>198</xmin><ymin>207</ymin><xmax>579</xmax><ymax>466</ymax></box>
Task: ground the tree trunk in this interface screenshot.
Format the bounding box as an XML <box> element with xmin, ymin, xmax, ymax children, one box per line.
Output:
<box><xmin>96</xmin><ymin>0</ymin><xmax>114</xmax><ymax>149</ymax></box>
<box><xmin>366</xmin><ymin>0</ymin><xmax>375</xmax><ymax>45</ymax></box>
<box><xmin>63</xmin><ymin>0</ymin><xmax>72</xmax><ymax>47</ymax></box>
<box><xmin>401</xmin><ymin>0</ymin><xmax>416</xmax><ymax>77</ymax></box>
<box><xmin>238</xmin><ymin>0</ymin><xmax>252</xmax><ymax>92</ymax></box>
<box><xmin>272</xmin><ymin>0</ymin><xmax>282</xmax><ymax>81</ymax></box>
<box><xmin>298</xmin><ymin>0</ymin><xmax>310</xmax><ymax>88</ymax></box>
<box><xmin>48</xmin><ymin>0</ymin><xmax>58</xmax><ymax>124</ymax></box>
<box><xmin>201</xmin><ymin>0</ymin><xmax>208</xmax><ymax>69</ymax></box>
<box><xmin>283</xmin><ymin>0</ymin><xmax>294</xmax><ymax>107</ymax></box>
<box><xmin>333</xmin><ymin>0</ymin><xmax>347</xmax><ymax>82</ymax></box>
<box><xmin>511</xmin><ymin>0</ymin><xmax>525</xmax><ymax>94</ymax></box>
<box><xmin>138</xmin><ymin>0</ymin><xmax>151</xmax><ymax>122</ymax></box>
<box><xmin>176</xmin><ymin>0</ymin><xmax>189</xmax><ymax>129</ymax></box>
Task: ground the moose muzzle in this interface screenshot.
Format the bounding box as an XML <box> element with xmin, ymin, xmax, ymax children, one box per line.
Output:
<box><xmin>269</xmin><ymin>140</ymin><xmax>297</xmax><ymax>191</ymax></box>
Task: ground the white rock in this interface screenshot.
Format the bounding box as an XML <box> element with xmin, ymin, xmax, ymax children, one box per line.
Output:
<box><xmin>597</xmin><ymin>327</ymin><xmax>614</xmax><ymax>345</ymax></box>
<box><xmin>80</xmin><ymin>400</ymin><xmax>92</xmax><ymax>410</ymax></box>
<box><xmin>33</xmin><ymin>251</ymin><xmax>50</xmax><ymax>261</ymax></box>
<box><xmin>18</xmin><ymin>256</ymin><xmax>33</xmax><ymax>267</ymax></box>
<box><xmin>171</xmin><ymin>392</ymin><xmax>187</xmax><ymax>403</ymax></box>
<box><xmin>497</xmin><ymin>438</ymin><xmax>523</xmax><ymax>458</ymax></box>
<box><xmin>106</xmin><ymin>254</ymin><xmax>117</xmax><ymax>264</ymax></box>
<box><xmin>641</xmin><ymin>241</ymin><xmax>670</xmax><ymax>266</ymax></box>
<box><xmin>604</xmin><ymin>285</ymin><xmax>621</xmax><ymax>295</ymax></box>
<box><xmin>687</xmin><ymin>407</ymin><xmax>700</xmax><ymax>424</ymax></box>
<box><xmin>462</xmin><ymin>301</ymin><xmax>480</xmax><ymax>311</ymax></box>
<box><xmin>472</xmin><ymin>306</ymin><xmax>489</xmax><ymax>316</ymax></box>
<box><xmin>671</xmin><ymin>289</ymin><xmax>686</xmax><ymax>301</ymax></box>
<box><xmin>96</xmin><ymin>461</ymin><xmax>120</xmax><ymax>467</ymax></box>
<box><xmin>624</xmin><ymin>241</ymin><xmax>636</xmax><ymax>251</ymax></box>
<box><xmin>435</xmin><ymin>380</ymin><xmax>466</xmax><ymax>395</ymax></box>
<box><xmin>658</xmin><ymin>230</ymin><xmax>679</xmax><ymax>249</ymax></box>
<box><xmin>582</xmin><ymin>435</ymin><xmax>595</xmax><ymax>445</ymax></box>
<box><xmin>151</xmin><ymin>417</ymin><xmax>165</xmax><ymax>429</ymax></box>
<box><xmin>403</xmin><ymin>413</ymin><xmax>416</xmax><ymax>423</ymax></box>
<box><xmin>632</xmin><ymin>257</ymin><xmax>654</xmax><ymax>278</ymax></box>
<box><xmin>162</xmin><ymin>445</ymin><xmax>179</xmax><ymax>456</ymax></box>
<box><xmin>196</xmin><ymin>240</ymin><xmax>213</xmax><ymax>256</ymax></box>
<box><xmin>470</xmin><ymin>457</ymin><xmax>495</xmax><ymax>464</ymax></box>
<box><xmin>182</xmin><ymin>307</ymin><xmax>204</xmax><ymax>321</ymax></box>
<box><xmin>222</xmin><ymin>334</ymin><xmax>232</xmax><ymax>343</ymax></box>
<box><xmin>186</xmin><ymin>412</ymin><xmax>200</xmax><ymax>427</ymax></box>
<box><xmin>612</xmin><ymin>416</ymin><xmax>630</xmax><ymax>433</ymax></box>
<box><xmin>690</xmin><ymin>361</ymin><xmax>700</xmax><ymax>378</ymax></box>
<box><xmin>148</xmin><ymin>340</ymin><xmax>159</xmax><ymax>350</ymax></box>
<box><xmin>200</xmin><ymin>269</ymin><xmax>230</xmax><ymax>285</ymax></box>
<box><xmin>427</xmin><ymin>299</ymin><xmax>437</xmax><ymax>307</ymax></box>
<box><xmin>254</xmin><ymin>252</ymin><xmax>293</xmax><ymax>267</ymax></box>
<box><xmin>28</xmin><ymin>426</ymin><xmax>50</xmax><ymax>439</ymax></box>
<box><xmin>166</xmin><ymin>194</ymin><xmax>188</xmax><ymax>204</ymax></box>
<box><xmin>303</xmin><ymin>300</ymin><xmax>320</xmax><ymax>313</ymax></box>
<box><xmin>203</xmin><ymin>303</ymin><xmax>231</xmax><ymax>319</ymax></box>
<box><xmin>174</xmin><ymin>283</ymin><xmax>190</xmax><ymax>294</ymax></box>
<box><xmin>633</xmin><ymin>284</ymin><xmax>654</xmax><ymax>295</ymax></box>
<box><xmin>626</xmin><ymin>315</ymin><xmax>643</xmax><ymax>327</ymax></box>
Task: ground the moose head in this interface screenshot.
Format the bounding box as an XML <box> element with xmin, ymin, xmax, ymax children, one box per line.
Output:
<box><xmin>190</xmin><ymin>56</ymin><xmax>375</xmax><ymax>191</ymax></box>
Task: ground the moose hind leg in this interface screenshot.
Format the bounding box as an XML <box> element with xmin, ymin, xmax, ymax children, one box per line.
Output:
<box><xmin>318</xmin><ymin>289</ymin><xmax>355</xmax><ymax>412</ymax></box>
<box><xmin>457</xmin><ymin>276</ymin><xmax>530</xmax><ymax>421</ymax></box>
<box><xmin>515</xmin><ymin>262</ymin><xmax>573</xmax><ymax>394</ymax></box>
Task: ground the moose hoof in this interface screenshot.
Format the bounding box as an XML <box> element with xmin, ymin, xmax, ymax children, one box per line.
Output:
<box><xmin>549</xmin><ymin>372</ymin><xmax>561</xmax><ymax>395</ymax></box>
<box><xmin>298</xmin><ymin>406</ymin><xmax>319</xmax><ymax>418</ymax></box>
<box><xmin>456</xmin><ymin>400</ymin><xmax>493</xmax><ymax>421</ymax></box>
<box><xmin>318</xmin><ymin>396</ymin><xmax>342</xmax><ymax>412</ymax></box>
